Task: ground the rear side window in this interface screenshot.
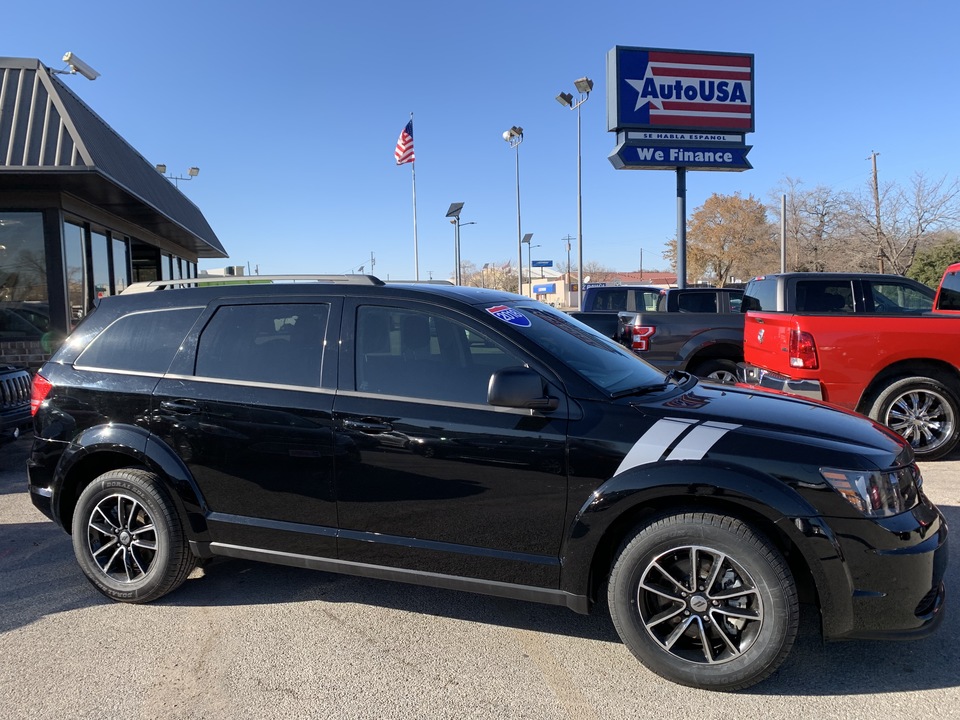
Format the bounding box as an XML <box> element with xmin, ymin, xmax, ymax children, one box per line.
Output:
<box><xmin>741</xmin><ymin>279</ymin><xmax>778</xmax><ymax>312</ymax></box>
<box><xmin>195</xmin><ymin>303</ymin><xmax>328</xmax><ymax>387</ymax></box>
<box><xmin>795</xmin><ymin>280</ymin><xmax>854</xmax><ymax>313</ymax></box>
<box><xmin>587</xmin><ymin>289</ymin><xmax>627</xmax><ymax>311</ymax></box>
<box><xmin>76</xmin><ymin>307</ymin><xmax>202</xmax><ymax>373</ymax></box>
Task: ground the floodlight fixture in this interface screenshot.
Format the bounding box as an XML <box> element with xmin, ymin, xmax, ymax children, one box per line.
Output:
<box><xmin>556</xmin><ymin>92</ymin><xmax>574</xmax><ymax>107</ymax></box>
<box><xmin>155</xmin><ymin>164</ymin><xmax>167</xmax><ymax>174</ymax></box>
<box><xmin>188</xmin><ymin>167</ymin><xmax>200</xmax><ymax>178</ymax></box>
<box><xmin>574</xmin><ymin>77</ymin><xmax>594</xmax><ymax>95</ymax></box>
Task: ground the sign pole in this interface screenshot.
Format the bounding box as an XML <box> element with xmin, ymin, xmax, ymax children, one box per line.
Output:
<box><xmin>676</xmin><ymin>167</ymin><xmax>686</xmax><ymax>289</ymax></box>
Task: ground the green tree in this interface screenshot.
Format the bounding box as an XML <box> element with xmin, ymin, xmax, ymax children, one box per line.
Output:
<box><xmin>906</xmin><ymin>236</ymin><xmax>960</xmax><ymax>288</ymax></box>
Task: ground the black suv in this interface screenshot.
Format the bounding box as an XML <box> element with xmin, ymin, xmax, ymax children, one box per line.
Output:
<box><xmin>27</xmin><ymin>276</ymin><xmax>947</xmax><ymax>691</ymax></box>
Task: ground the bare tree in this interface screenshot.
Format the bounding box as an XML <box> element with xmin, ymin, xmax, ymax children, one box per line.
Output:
<box><xmin>845</xmin><ymin>172</ymin><xmax>960</xmax><ymax>274</ymax></box>
<box><xmin>771</xmin><ymin>178</ymin><xmax>850</xmax><ymax>272</ymax></box>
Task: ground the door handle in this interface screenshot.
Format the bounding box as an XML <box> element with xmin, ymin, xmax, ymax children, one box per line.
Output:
<box><xmin>342</xmin><ymin>418</ymin><xmax>393</xmax><ymax>434</ymax></box>
<box><xmin>160</xmin><ymin>399</ymin><xmax>200</xmax><ymax>415</ymax></box>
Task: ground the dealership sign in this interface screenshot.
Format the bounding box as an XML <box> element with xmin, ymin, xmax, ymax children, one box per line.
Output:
<box><xmin>607</xmin><ymin>46</ymin><xmax>754</xmax><ymax>172</ymax></box>
<box><xmin>610</xmin><ymin>142</ymin><xmax>752</xmax><ymax>171</ymax></box>
<box><xmin>607</xmin><ymin>46</ymin><xmax>754</xmax><ymax>133</ymax></box>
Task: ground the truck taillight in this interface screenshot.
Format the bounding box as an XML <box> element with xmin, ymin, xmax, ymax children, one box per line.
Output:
<box><xmin>788</xmin><ymin>330</ymin><xmax>818</xmax><ymax>369</ymax></box>
<box><xmin>31</xmin><ymin>373</ymin><xmax>52</xmax><ymax>416</ymax></box>
<box><xmin>629</xmin><ymin>326</ymin><xmax>656</xmax><ymax>352</ymax></box>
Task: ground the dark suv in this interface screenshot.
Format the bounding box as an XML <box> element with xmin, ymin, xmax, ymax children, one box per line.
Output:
<box><xmin>27</xmin><ymin>276</ymin><xmax>947</xmax><ymax>691</ymax></box>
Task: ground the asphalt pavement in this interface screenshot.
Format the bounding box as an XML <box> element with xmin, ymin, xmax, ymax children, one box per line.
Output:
<box><xmin>0</xmin><ymin>434</ymin><xmax>957</xmax><ymax>720</ymax></box>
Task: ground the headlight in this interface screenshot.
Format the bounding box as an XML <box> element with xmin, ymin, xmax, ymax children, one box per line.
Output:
<box><xmin>821</xmin><ymin>465</ymin><xmax>921</xmax><ymax>518</ymax></box>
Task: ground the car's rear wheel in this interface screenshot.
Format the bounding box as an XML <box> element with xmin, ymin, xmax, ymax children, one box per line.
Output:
<box><xmin>869</xmin><ymin>375</ymin><xmax>960</xmax><ymax>461</ymax></box>
<box><xmin>608</xmin><ymin>512</ymin><xmax>798</xmax><ymax>691</ymax></box>
<box><xmin>72</xmin><ymin>468</ymin><xmax>197</xmax><ymax>603</ymax></box>
<box><xmin>692</xmin><ymin>359</ymin><xmax>739</xmax><ymax>384</ymax></box>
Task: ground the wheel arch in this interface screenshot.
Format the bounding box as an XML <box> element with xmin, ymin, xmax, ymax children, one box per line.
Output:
<box><xmin>856</xmin><ymin>359</ymin><xmax>960</xmax><ymax>414</ymax></box>
<box><xmin>560</xmin><ymin>463</ymin><xmax>829</xmax><ymax>620</ymax></box>
<box><xmin>681</xmin><ymin>340</ymin><xmax>744</xmax><ymax>372</ymax></box>
<box><xmin>52</xmin><ymin>424</ymin><xmax>207</xmax><ymax>539</ymax></box>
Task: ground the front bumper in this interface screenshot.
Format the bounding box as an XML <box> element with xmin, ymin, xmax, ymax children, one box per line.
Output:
<box><xmin>737</xmin><ymin>362</ymin><xmax>823</xmax><ymax>400</ymax></box>
<box><xmin>821</xmin><ymin>492</ymin><xmax>948</xmax><ymax>641</ymax></box>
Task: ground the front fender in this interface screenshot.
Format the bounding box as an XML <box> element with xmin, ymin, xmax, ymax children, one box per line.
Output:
<box><xmin>51</xmin><ymin>424</ymin><xmax>207</xmax><ymax>538</ymax></box>
<box><xmin>558</xmin><ymin>461</ymin><xmax>846</xmax><ymax>613</ymax></box>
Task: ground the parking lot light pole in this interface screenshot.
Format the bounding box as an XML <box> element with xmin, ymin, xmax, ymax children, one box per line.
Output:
<box><xmin>556</xmin><ymin>77</ymin><xmax>593</xmax><ymax>310</ymax></box>
<box><xmin>503</xmin><ymin>126</ymin><xmax>524</xmax><ymax>294</ymax></box>
<box><xmin>521</xmin><ymin>234</ymin><xmax>537</xmax><ymax>298</ymax></box>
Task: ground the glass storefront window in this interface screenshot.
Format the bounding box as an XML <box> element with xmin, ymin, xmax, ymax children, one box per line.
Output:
<box><xmin>0</xmin><ymin>212</ymin><xmax>48</xmax><ymax>339</ymax></box>
<box><xmin>91</xmin><ymin>231</ymin><xmax>110</xmax><ymax>302</ymax></box>
<box><xmin>161</xmin><ymin>253</ymin><xmax>172</xmax><ymax>281</ymax></box>
<box><xmin>112</xmin><ymin>236</ymin><xmax>130</xmax><ymax>293</ymax></box>
<box><xmin>64</xmin><ymin>221</ymin><xmax>87</xmax><ymax>325</ymax></box>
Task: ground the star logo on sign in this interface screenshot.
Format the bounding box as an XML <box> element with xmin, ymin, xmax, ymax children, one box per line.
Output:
<box><xmin>626</xmin><ymin>64</ymin><xmax>661</xmax><ymax>111</ymax></box>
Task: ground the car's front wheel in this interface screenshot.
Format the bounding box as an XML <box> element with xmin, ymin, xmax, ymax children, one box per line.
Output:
<box><xmin>608</xmin><ymin>512</ymin><xmax>798</xmax><ymax>691</ymax></box>
<box><xmin>72</xmin><ymin>468</ymin><xmax>197</xmax><ymax>603</ymax></box>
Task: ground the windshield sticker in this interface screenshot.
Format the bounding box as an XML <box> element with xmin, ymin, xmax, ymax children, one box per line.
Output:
<box><xmin>486</xmin><ymin>305</ymin><xmax>532</xmax><ymax>327</ymax></box>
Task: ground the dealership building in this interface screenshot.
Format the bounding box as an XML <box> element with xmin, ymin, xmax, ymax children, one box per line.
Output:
<box><xmin>0</xmin><ymin>56</ymin><xmax>226</xmax><ymax>368</ymax></box>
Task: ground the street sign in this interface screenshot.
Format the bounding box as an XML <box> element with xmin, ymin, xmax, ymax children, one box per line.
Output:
<box><xmin>609</xmin><ymin>142</ymin><xmax>752</xmax><ymax>171</ymax></box>
<box><xmin>531</xmin><ymin>260</ymin><xmax>553</xmax><ymax>268</ymax></box>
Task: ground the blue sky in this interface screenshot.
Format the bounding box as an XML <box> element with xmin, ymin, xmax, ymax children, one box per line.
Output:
<box><xmin>5</xmin><ymin>1</ymin><xmax>959</xmax><ymax>280</ymax></box>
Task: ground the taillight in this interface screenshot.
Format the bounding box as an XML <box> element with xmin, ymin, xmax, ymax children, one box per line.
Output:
<box><xmin>788</xmin><ymin>330</ymin><xmax>818</xmax><ymax>369</ymax></box>
<box><xmin>629</xmin><ymin>325</ymin><xmax>656</xmax><ymax>352</ymax></box>
<box><xmin>31</xmin><ymin>373</ymin><xmax>52</xmax><ymax>416</ymax></box>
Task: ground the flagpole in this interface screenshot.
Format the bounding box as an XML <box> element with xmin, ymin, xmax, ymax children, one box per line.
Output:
<box><xmin>410</xmin><ymin>113</ymin><xmax>419</xmax><ymax>281</ymax></box>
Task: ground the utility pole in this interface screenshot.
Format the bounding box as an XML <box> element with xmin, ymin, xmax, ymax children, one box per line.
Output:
<box><xmin>869</xmin><ymin>151</ymin><xmax>884</xmax><ymax>273</ymax></box>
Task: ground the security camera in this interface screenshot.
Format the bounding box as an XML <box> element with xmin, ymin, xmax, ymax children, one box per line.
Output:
<box><xmin>62</xmin><ymin>52</ymin><xmax>100</xmax><ymax>81</ymax></box>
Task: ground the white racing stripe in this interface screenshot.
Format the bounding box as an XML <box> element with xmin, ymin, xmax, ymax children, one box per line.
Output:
<box><xmin>614</xmin><ymin>418</ymin><xmax>741</xmax><ymax>476</ymax></box>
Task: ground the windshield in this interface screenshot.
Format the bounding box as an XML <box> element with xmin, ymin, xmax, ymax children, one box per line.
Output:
<box><xmin>486</xmin><ymin>302</ymin><xmax>665</xmax><ymax>394</ymax></box>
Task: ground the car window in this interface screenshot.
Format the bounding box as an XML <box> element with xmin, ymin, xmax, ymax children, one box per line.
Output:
<box><xmin>589</xmin><ymin>289</ymin><xmax>628</xmax><ymax>312</ymax></box>
<box><xmin>867</xmin><ymin>281</ymin><xmax>933</xmax><ymax>313</ymax></box>
<box><xmin>76</xmin><ymin>307</ymin><xmax>202</xmax><ymax>373</ymax></box>
<box><xmin>677</xmin><ymin>293</ymin><xmax>716</xmax><ymax>313</ymax></box>
<box><xmin>795</xmin><ymin>280</ymin><xmax>854</xmax><ymax>313</ymax></box>
<box><xmin>938</xmin><ymin>268</ymin><xmax>960</xmax><ymax>310</ymax></box>
<box><xmin>195</xmin><ymin>303</ymin><xmax>328</xmax><ymax>387</ymax></box>
<box><xmin>355</xmin><ymin>306</ymin><xmax>521</xmax><ymax>404</ymax></box>
<box><xmin>741</xmin><ymin>279</ymin><xmax>778</xmax><ymax>312</ymax></box>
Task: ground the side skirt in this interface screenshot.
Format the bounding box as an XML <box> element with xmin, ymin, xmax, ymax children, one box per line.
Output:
<box><xmin>193</xmin><ymin>540</ymin><xmax>591</xmax><ymax>614</ymax></box>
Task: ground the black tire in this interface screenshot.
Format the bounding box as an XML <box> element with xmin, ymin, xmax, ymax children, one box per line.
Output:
<box><xmin>608</xmin><ymin>512</ymin><xmax>798</xmax><ymax>691</ymax></box>
<box><xmin>868</xmin><ymin>375</ymin><xmax>960</xmax><ymax>461</ymax></box>
<box><xmin>692</xmin><ymin>359</ymin><xmax>739</xmax><ymax>384</ymax></box>
<box><xmin>71</xmin><ymin>468</ymin><xmax>197</xmax><ymax>603</ymax></box>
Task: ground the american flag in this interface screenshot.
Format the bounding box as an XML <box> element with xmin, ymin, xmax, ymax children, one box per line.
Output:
<box><xmin>394</xmin><ymin>120</ymin><xmax>415</xmax><ymax>165</ymax></box>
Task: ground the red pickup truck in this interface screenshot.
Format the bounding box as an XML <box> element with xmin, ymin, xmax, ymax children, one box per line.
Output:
<box><xmin>738</xmin><ymin>268</ymin><xmax>960</xmax><ymax>460</ymax></box>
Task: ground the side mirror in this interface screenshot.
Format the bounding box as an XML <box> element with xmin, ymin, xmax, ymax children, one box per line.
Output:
<box><xmin>487</xmin><ymin>367</ymin><xmax>559</xmax><ymax>411</ymax></box>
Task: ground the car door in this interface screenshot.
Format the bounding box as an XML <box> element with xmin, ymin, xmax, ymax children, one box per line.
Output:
<box><xmin>332</xmin><ymin>298</ymin><xmax>570</xmax><ymax>588</ymax></box>
<box><xmin>151</xmin><ymin>296</ymin><xmax>342</xmax><ymax>558</ymax></box>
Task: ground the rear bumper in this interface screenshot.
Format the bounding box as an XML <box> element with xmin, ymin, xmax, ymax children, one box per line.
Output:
<box><xmin>737</xmin><ymin>362</ymin><xmax>823</xmax><ymax>400</ymax></box>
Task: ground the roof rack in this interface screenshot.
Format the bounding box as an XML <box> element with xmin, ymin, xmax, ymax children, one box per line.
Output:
<box><xmin>121</xmin><ymin>274</ymin><xmax>384</xmax><ymax>294</ymax></box>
